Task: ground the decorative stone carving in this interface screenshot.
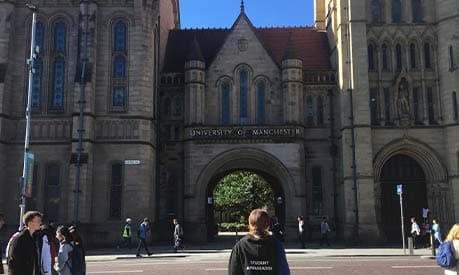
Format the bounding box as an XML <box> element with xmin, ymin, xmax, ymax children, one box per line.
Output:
<box><xmin>397</xmin><ymin>78</ymin><xmax>410</xmax><ymax>117</ymax></box>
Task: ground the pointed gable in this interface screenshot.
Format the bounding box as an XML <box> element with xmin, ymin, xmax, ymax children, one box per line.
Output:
<box><xmin>162</xmin><ymin>15</ymin><xmax>331</xmax><ymax>72</ymax></box>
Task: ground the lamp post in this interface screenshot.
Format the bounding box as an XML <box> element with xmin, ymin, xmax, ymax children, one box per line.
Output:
<box><xmin>73</xmin><ymin>0</ymin><xmax>89</xmax><ymax>225</ymax></box>
<box><xmin>19</xmin><ymin>3</ymin><xmax>38</xmax><ymax>230</ymax></box>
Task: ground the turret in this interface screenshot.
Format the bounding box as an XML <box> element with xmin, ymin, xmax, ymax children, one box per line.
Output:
<box><xmin>184</xmin><ymin>37</ymin><xmax>206</xmax><ymax>125</ymax></box>
<box><xmin>282</xmin><ymin>33</ymin><xmax>303</xmax><ymax>124</ymax></box>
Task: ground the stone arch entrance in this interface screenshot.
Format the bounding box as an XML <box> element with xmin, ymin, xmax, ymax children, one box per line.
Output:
<box><xmin>205</xmin><ymin>170</ymin><xmax>285</xmax><ymax>241</ymax></box>
<box><xmin>373</xmin><ymin>138</ymin><xmax>452</xmax><ymax>242</ymax></box>
<box><xmin>183</xmin><ymin>147</ymin><xmax>302</xmax><ymax>242</ymax></box>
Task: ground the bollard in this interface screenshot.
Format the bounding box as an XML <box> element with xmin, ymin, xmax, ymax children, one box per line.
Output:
<box><xmin>408</xmin><ymin>237</ymin><xmax>414</xmax><ymax>255</ymax></box>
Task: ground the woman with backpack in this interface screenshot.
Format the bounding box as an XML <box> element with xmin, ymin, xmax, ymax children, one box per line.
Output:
<box><xmin>443</xmin><ymin>224</ymin><xmax>459</xmax><ymax>275</ymax></box>
<box><xmin>53</xmin><ymin>226</ymin><xmax>73</xmax><ymax>275</ymax></box>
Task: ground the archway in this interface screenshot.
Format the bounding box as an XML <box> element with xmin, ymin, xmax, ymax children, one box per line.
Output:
<box><xmin>380</xmin><ymin>154</ymin><xmax>427</xmax><ymax>242</ymax></box>
<box><xmin>205</xmin><ymin>170</ymin><xmax>285</xmax><ymax>241</ymax></box>
<box><xmin>183</xmin><ymin>147</ymin><xmax>301</xmax><ymax>243</ymax></box>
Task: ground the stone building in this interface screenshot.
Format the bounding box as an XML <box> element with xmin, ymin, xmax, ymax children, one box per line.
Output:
<box><xmin>0</xmin><ymin>0</ymin><xmax>457</xmax><ymax>245</ymax></box>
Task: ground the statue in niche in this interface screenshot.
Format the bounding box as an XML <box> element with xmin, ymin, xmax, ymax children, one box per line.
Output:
<box><xmin>397</xmin><ymin>78</ymin><xmax>410</xmax><ymax>116</ymax></box>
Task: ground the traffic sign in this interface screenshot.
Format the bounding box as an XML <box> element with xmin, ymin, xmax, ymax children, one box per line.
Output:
<box><xmin>396</xmin><ymin>184</ymin><xmax>403</xmax><ymax>195</ymax></box>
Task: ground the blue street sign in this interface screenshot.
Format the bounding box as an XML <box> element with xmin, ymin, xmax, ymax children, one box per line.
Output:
<box><xmin>396</xmin><ymin>184</ymin><xmax>403</xmax><ymax>195</ymax></box>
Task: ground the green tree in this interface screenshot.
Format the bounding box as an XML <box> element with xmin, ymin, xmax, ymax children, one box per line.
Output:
<box><xmin>213</xmin><ymin>171</ymin><xmax>274</xmax><ymax>227</ymax></box>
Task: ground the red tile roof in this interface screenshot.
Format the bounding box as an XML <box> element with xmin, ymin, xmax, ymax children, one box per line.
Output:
<box><xmin>162</xmin><ymin>27</ymin><xmax>331</xmax><ymax>73</ymax></box>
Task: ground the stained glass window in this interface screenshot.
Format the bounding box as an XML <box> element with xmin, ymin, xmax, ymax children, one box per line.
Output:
<box><xmin>174</xmin><ymin>96</ymin><xmax>181</xmax><ymax>116</ymax></box>
<box><xmin>392</xmin><ymin>0</ymin><xmax>402</xmax><ymax>23</ymax></box>
<box><xmin>257</xmin><ymin>81</ymin><xmax>265</xmax><ymax>125</ymax></box>
<box><xmin>51</xmin><ymin>58</ymin><xmax>65</xmax><ymax>108</ymax></box>
<box><xmin>240</xmin><ymin>69</ymin><xmax>248</xmax><ymax>124</ymax></box>
<box><xmin>32</xmin><ymin>59</ymin><xmax>43</xmax><ymax>108</ymax></box>
<box><xmin>113</xmin><ymin>87</ymin><xmax>126</xmax><ymax>107</ymax></box>
<box><xmin>424</xmin><ymin>43</ymin><xmax>431</xmax><ymax>69</ymax></box>
<box><xmin>114</xmin><ymin>21</ymin><xmax>127</xmax><ymax>52</ymax></box>
<box><xmin>35</xmin><ymin>22</ymin><xmax>45</xmax><ymax>50</ymax></box>
<box><xmin>44</xmin><ymin>164</ymin><xmax>60</xmax><ymax>222</ymax></box>
<box><xmin>164</xmin><ymin>97</ymin><xmax>171</xmax><ymax>116</ymax></box>
<box><xmin>412</xmin><ymin>0</ymin><xmax>423</xmax><ymax>23</ymax></box>
<box><xmin>54</xmin><ymin>22</ymin><xmax>66</xmax><ymax>53</ymax></box>
<box><xmin>382</xmin><ymin>44</ymin><xmax>389</xmax><ymax>70</ymax></box>
<box><xmin>371</xmin><ymin>0</ymin><xmax>382</xmax><ymax>23</ymax></box>
<box><xmin>222</xmin><ymin>81</ymin><xmax>230</xmax><ymax>125</ymax></box>
<box><xmin>368</xmin><ymin>44</ymin><xmax>375</xmax><ymax>71</ymax></box>
<box><xmin>113</xmin><ymin>56</ymin><xmax>126</xmax><ymax>78</ymax></box>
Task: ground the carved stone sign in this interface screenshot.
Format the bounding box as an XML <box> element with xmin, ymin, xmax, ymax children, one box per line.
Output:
<box><xmin>188</xmin><ymin>126</ymin><xmax>302</xmax><ymax>139</ymax></box>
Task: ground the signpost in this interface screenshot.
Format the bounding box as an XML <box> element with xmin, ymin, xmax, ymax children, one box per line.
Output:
<box><xmin>397</xmin><ymin>184</ymin><xmax>406</xmax><ymax>255</ymax></box>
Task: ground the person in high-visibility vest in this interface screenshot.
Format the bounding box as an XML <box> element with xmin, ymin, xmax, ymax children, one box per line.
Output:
<box><xmin>119</xmin><ymin>218</ymin><xmax>132</xmax><ymax>249</ymax></box>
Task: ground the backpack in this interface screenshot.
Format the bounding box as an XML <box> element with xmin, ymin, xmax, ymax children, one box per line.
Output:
<box><xmin>68</xmin><ymin>243</ymin><xmax>86</xmax><ymax>275</ymax></box>
<box><xmin>436</xmin><ymin>241</ymin><xmax>457</xmax><ymax>269</ymax></box>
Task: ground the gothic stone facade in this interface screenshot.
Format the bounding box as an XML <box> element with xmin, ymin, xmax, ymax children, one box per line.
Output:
<box><xmin>0</xmin><ymin>0</ymin><xmax>458</xmax><ymax>245</ymax></box>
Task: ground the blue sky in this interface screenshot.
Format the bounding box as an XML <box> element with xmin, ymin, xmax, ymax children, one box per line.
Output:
<box><xmin>179</xmin><ymin>0</ymin><xmax>315</xmax><ymax>29</ymax></box>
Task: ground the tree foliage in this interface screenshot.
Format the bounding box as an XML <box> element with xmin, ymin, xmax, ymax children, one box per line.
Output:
<box><xmin>213</xmin><ymin>171</ymin><xmax>274</xmax><ymax>225</ymax></box>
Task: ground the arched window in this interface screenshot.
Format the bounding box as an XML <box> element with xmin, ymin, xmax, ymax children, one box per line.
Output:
<box><xmin>306</xmin><ymin>96</ymin><xmax>314</xmax><ymax>125</ymax></box>
<box><xmin>32</xmin><ymin>22</ymin><xmax>45</xmax><ymax>109</ymax></box>
<box><xmin>164</xmin><ymin>97</ymin><xmax>171</xmax><ymax>116</ymax></box>
<box><xmin>50</xmin><ymin>21</ymin><xmax>66</xmax><ymax>109</ymax></box>
<box><xmin>371</xmin><ymin>0</ymin><xmax>382</xmax><ymax>23</ymax></box>
<box><xmin>410</xmin><ymin>43</ymin><xmax>417</xmax><ymax>69</ymax></box>
<box><xmin>112</xmin><ymin>20</ymin><xmax>128</xmax><ymax>110</ymax></box>
<box><xmin>427</xmin><ymin>87</ymin><xmax>435</xmax><ymax>124</ymax></box>
<box><xmin>114</xmin><ymin>21</ymin><xmax>126</xmax><ymax>52</ymax></box>
<box><xmin>392</xmin><ymin>0</ymin><xmax>402</xmax><ymax>23</ymax></box>
<box><xmin>368</xmin><ymin>44</ymin><xmax>375</xmax><ymax>71</ymax></box>
<box><xmin>424</xmin><ymin>42</ymin><xmax>432</xmax><ymax>69</ymax></box>
<box><xmin>412</xmin><ymin>0</ymin><xmax>423</xmax><ymax>23</ymax></box>
<box><xmin>382</xmin><ymin>44</ymin><xmax>389</xmax><ymax>71</ymax></box>
<box><xmin>239</xmin><ymin>69</ymin><xmax>248</xmax><ymax>124</ymax></box>
<box><xmin>453</xmin><ymin>92</ymin><xmax>458</xmax><ymax>120</ymax></box>
<box><xmin>317</xmin><ymin>96</ymin><xmax>324</xmax><ymax>125</ymax></box>
<box><xmin>396</xmin><ymin>44</ymin><xmax>402</xmax><ymax>71</ymax></box>
<box><xmin>44</xmin><ymin>163</ymin><xmax>61</xmax><ymax>222</ymax></box>
<box><xmin>221</xmin><ymin>81</ymin><xmax>230</xmax><ymax>125</ymax></box>
<box><xmin>109</xmin><ymin>163</ymin><xmax>123</xmax><ymax>218</ymax></box>
<box><xmin>257</xmin><ymin>81</ymin><xmax>266</xmax><ymax>125</ymax></box>
<box><xmin>449</xmin><ymin>46</ymin><xmax>455</xmax><ymax>71</ymax></box>
<box><xmin>174</xmin><ymin>96</ymin><xmax>181</xmax><ymax>116</ymax></box>
<box><xmin>113</xmin><ymin>56</ymin><xmax>126</xmax><ymax>78</ymax></box>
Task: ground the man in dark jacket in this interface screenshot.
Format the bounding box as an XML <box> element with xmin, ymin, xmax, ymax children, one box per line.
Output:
<box><xmin>7</xmin><ymin>211</ymin><xmax>42</xmax><ymax>275</ymax></box>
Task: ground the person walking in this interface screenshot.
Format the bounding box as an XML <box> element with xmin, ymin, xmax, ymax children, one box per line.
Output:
<box><xmin>7</xmin><ymin>211</ymin><xmax>42</xmax><ymax>275</ymax></box>
<box><xmin>53</xmin><ymin>226</ymin><xmax>73</xmax><ymax>275</ymax></box>
<box><xmin>119</xmin><ymin>218</ymin><xmax>133</xmax><ymax>249</ymax></box>
<box><xmin>33</xmin><ymin>225</ymin><xmax>53</xmax><ymax>275</ymax></box>
<box><xmin>411</xmin><ymin>217</ymin><xmax>421</xmax><ymax>249</ymax></box>
<box><xmin>228</xmin><ymin>209</ymin><xmax>290</xmax><ymax>275</ymax></box>
<box><xmin>136</xmin><ymin>218</ymin><xmax>152</xmax><ymax>257</ymax></box>
<box><xmin>433</xmin><ymin>219</ymin><xmax>443</xmax><ymax>247</ymax></box>
<box><xmin>270</xmin><ymin>216</ymin><xmax>284</xmax><ymax>242</ymax></box>
<box><xmin>443</xmin><ymin>224</ymin><xmax>459</xmax><ymax>275</ymax></box>
<box><xmin>172</xmin><ymin>219</ymin><xmax>184</xmax><ymax>252</ymax></box>
<box><xmin>297</xmin><ymin>216</ymin><xmax>305</xmax><ymax>248</ymax></box>
<box><xmin>320</xmin><ymin>217</ymin><xmax>331</xmax><ymax>247</ymax></box>
<box><xmin>69</xmin><ymin>226</ymin><xmax>86</xmax><ymax>275</ymax></box>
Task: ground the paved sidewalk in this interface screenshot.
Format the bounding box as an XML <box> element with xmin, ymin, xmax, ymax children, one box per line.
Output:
<box><xmin>85</xmin><ymin>243</ymin><xmax>436</xmax><ymax>262</ymax></box>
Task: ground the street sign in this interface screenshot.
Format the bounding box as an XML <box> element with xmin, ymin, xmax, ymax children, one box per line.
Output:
<box><xmin>124</xmin><ymin>160</ymin><xmax>140</xmax><ymax>165</ymax></box>
<box><xmin>396</xmin><ymin>184</ymin><xmax>403</xmax><ymax>195</ymax></box>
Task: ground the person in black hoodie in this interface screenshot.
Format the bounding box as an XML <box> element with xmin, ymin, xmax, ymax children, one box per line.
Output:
<box><xmin>228</xmin><ymin>209</ymin><xmax>290</xmax><ymax>275</ymax></box>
